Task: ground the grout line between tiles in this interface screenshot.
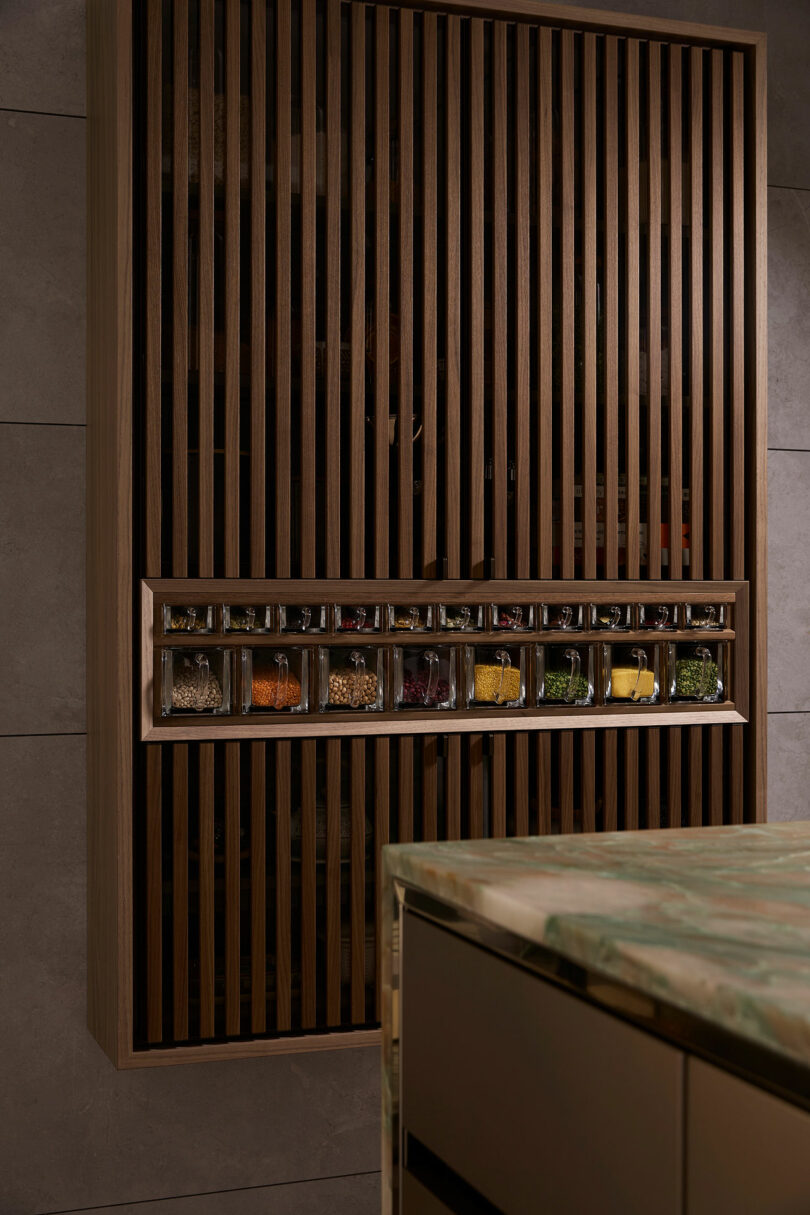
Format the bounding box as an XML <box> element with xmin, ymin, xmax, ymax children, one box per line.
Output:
<box><xmin>40</xmin><ymin>1169</ymin><xmax>381</xmax><ymax>1215</ymax></box>
<box><xmin>767</xmin><ymin>447</ymin><xmax>810</xmax><ymax>454</ymax></box>
<box><xmin>0</xmin><ymin>104</ymin><xmax>85</xmax><ymax>120</ymax></box>
<box><xmin>0</xmin><ymin>420</ymin><xmax>85</xmax><ymax>429</ymax></box>
<box><xmin>0</xmin><ymin>731</ymin><xmax>86</xmax><ymax>739</ymax></box>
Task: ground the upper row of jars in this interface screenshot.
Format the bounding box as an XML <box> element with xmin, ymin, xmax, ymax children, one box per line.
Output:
<box><xmin>163</xmin><ymin>601</ymin><xmax>728</xmax><ymax>635</ymax></box>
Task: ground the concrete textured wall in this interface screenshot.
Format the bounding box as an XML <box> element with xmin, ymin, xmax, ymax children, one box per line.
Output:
<box><xmin>0</xmin><ymin>1</ymin><xmax>807</xmax><ymax>1211</ymax></box>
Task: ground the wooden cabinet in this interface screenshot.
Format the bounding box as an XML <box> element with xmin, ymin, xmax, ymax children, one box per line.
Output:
<box><xmin>87</xmin><ymin>0</ymin><xmax>766</xmax><ymax>1064</ymax></box>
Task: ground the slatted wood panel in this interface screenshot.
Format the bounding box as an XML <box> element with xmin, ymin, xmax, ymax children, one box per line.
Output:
<box><xmin>131</xmin><ymin>2</ymin><xmax>757</xmax><ymax>1052</ymax></box>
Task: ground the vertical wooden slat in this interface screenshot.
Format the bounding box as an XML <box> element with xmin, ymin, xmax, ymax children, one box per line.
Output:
<box><xmin>582</xmin><ymin>33</ymin><xmax>597</xmax><ymax>579</ymax></box>
<box><xmin>709</xmin><ymin>726</ymin><xmax>724</xmax><ymax>826</ymax></box>
<box><xmin>731</xmin><ymin>52</ymin><xmax>745</xmax><ymax>582</ymax></box>
<box><xmin>445</xmin><ymin>17</ymin><xmax>461</xmax><ymax>577</ymax></box>
<box><xmin>560</xmin><ymin>30</ymin><xmax>575</xmax><ymax>579</ymax></box>
<box><xmin>301</xmin><ymin>0</ymin><xmax>317</xmax><ymax>577</ymax></box>
<box><xmin>172</xmin><ymin>0</ymin><xmax>189</xmax><ymax>577</ymax></box>
<box><xmin>537</xmin><ymin>26</ymin><xmax>553</xmax><ymax>578</ymax></box>
<box><xmin>646</xmin><ymin>728</ymin><xmax>661</xmax><ymax>829</ymax></box>
<box><xmin>276</xmin><ymin>0</ymin><xmax>292</xmax><ymax>577</ymax></box>
<box><xmin>647</xmin><ymin>42</ymin><xmax>662</xmax><ymax>579</ymax></box>
<box><xmin>399</xmin><ymin>9</ymin><xmax>414</xmax><ymax>577</ymax></box>
<box><xmin>446</xmin><ymin>735</ymin><xmax>461</xmax><ymax>840</ymax></box>
<box><xmin>250</xmin><ymin>742</ymin><xmax>267</xmax><ymax>1034</ymax></box>
<box><xmin>198</xmin><ymin>0</ymin><xmax>214</xmax><ymax>577</ymax></box>
<box><xmin>224</xmin><ymin>0</ymin><xmax>240</xmax><ymax>576</ymax></box>
<box><xmin>225</xmin><ymin>742</ymin><xmax>241</xmax><ymax>1036</ymax></box>
<box><xmin>172</xmin><ymin>746</ymin><xmax>189</xmax><ymax>1041</ymax></box>
<box><xmin>275</xmin><ymin>741</ymin><xmax>291</xmax><ymax>1032</ymax></box>
<box><xmin>145</xmin><ymin>0</ymin><xmax>162</xmax><ymax>577</ymax></box>
<box><xmin>624</xmin><ymin>730</ymin><xmax>639</xmax><ymax>829</ymax></box>
<box><xmin>469</xmin><ymin>19</ymin><xmax>485</xmax><ymax>578</ymax></box>
<box><xmin>374</xmin><ymin>737</ymin><xmax>390</xmax><ymax>1018</ymax></box>
<box><xmin>350</xmin><ymin>737</ymin><xmax>366</xmax><ymax>1021</ymax></box>
<box><xmin>560</xmin><ymin>732</ymin><xmax>574</xmax><ymax>834</ymax></box>
<box><xmin>468</xmin><ymin>734</ymin><xmax>484</xmax><ymax>838</ymax></box>
<box><xmin>667</xmin><ymin>727</ymin><xmax>682</xmax><ymax>829</ymax></box>
<box><xmin>668</xmin><ymin>46</ymin><xmax>683</xmax><ymax>580</ymax></box>
<box><xmin>604</xmin><ymin>37</ymin><xmax>619</xmax><ymax>579</ymax></box>
<box><xmin>690</xmin><ymin>47</ymin><xmax>704</xmax><ymax>579</ymax></box>
<box><xmin>374</xmin><ymin>6</ymin><xmax>390</xmax><ymax>579</ymax></box>
<box><xmin>688</xmin><ymin>726</ymin><xmax>703</xmax><ymax>827</ymax></box>
<box><xmin>350</xmin><ymin>3</ymin><xmax>365</xmax><ymax>577</ymax></box>
<box><xmin>603</xmin><ymin>729</ymin><xmax>618</xmax><ymax>831</ymax></box>
<box><xmin>582</xmin><ymin>731</ymin><xmax>596</xmax><ymax>833</ymax></box>
<box><xmin>511</xmin><ymin>26</ymin><xmax>530</xmax><ymax>579</ymax></box>
<box><xmin>146</xmin><ymin>745</ymin><xmax>162</xmax><ymax>1042</ymax></box>
<box><xmin>326</xmin><ymin>738</ymin><xmax>341</xmax><ymax>1024</ymax></box>
<box><xmin>730</xmin><ymin>726</ymin><xmax>744</xmax><ymax>824</ymax></box>
<box><xmin>537</xmin><ymin>732</ymin><xmax>551</xmax><ymax>835</ymax></box>
<box><xmin>326</xmin><ymin>0</ymin><xmax>341</xmax><ymax>578</ymax></box>
<box><xmin>491</xmin><ymin>734</ymin><xmax>506</xmax><ymax>838</ymax></box>
<box><xmin>198</xmin><ymin>743</ymin><xmax>215</xmax><ymax>1038</ymax></box>
<box><xmin>422</xmin><ymin>13</ymin><xmax>438</xmax><ymax>577</ymax></box>
<box><xmin>250</xmin><ymin>0</ymin><xmax>266</xmax><ymax>577</ymax></box>
<box><xmin>399</xmin><ymin>737</ymin><xmax>414</xmax><ymax>843</ymax></box>
<box><xmin>625</xmin><ymin>39</ymin><xmax>640</xmax><ymax>579</ymax></box>
<box><xmin>515</xmin><ymin>734</ymin><xmax>530</xmax><ymax>836</ymax></box>
<box><xmin>710</xmin><ymin>49</ymin><xmax>725</xmax><ymax>581</ymax></box>
<box><xmin>423</xmin><ymin>736</ymin><xmax>438</xmax><ymax>841</ymax></box>
<box><xmin>301</xmin><ymin>739</ymin><xmax>317</xmax><ymax>1028</ymax></box>
<box><xmin>492</xmin><ymin>21</ymin><xmax>508</xmax><ymax>578</ymax></box>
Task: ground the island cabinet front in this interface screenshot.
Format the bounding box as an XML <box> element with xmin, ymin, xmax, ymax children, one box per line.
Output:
<box><xmin>399</xmin><ymin>912</ymin><xmax>684</xmax><ymax>1214</ymax></box>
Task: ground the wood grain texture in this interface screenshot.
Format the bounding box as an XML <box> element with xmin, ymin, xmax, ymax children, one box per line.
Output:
<box><xmin>198</xmin><ymin>0</ymin><xmax>214</xmax><ymax>578</ymax></box>
<box><xmin>492</xmin><ymin>20</ymin><xmax>508</xmax><ymax>579</ymax></box>
<box><xmin>446</xmin><ymin>735</ymin><xmax>461</xmax><ymax>840</ymax></box>
<box><xmin>301</xmin><ymin>738</ymin><xmax>317</xmax><ymax>1028</ymax></box>
<box><xmin>560</xmin><ymin>731</ymin><xmax>574</xmax><ymax>834</ymax></box>
<box><xmin>87</xmin><ymin>0</ymin><xmax>134</xmax><ymax>1067</ymax></box>
<box><xmin>375</xmin><ymin>736</ymin><xmax>390</xmax><ymax>1018</ymax></box>
<box><xmin>647</xmin><ymin>41</ymin><xmax>662</xmax><ymax>580</ymax></box>
<box><xmin>422</xmin><ymin>14</ymin><xmax>438</xmax><ymax>577</ymax></box>
<box><xmin>603</xmin><ymin>729</ymin><xmax>618</xmax><ymax>832</ymax></box>
<box><xmin>276</xmin><ymin>0</ymin><xmax>292</xmax><ymax>577</ymax></box>
<box><xmin>225</xmin><ymin>742</ymin><xmax>241</xmax><ymax>1036</ymax></box>
<box><xmin>710</xmin><ymin>48</ymin><xmax>725</xmax><ymax>580</ymax></box>
<box><xmin>688</xmin><ymin>726</ymin><xmax>703</xmax><ymax>827</ymax></box>
<box><xmin>537</xmin><ymin>732</ymin><xmax>551</xmax><ymax>834</ymax></box>
<box><xmin>251</xmin><ymin>742</ymin><xmax>267</xmax><ymax>1034</ymax></box>
<box><xmin>301</xmin><ymin>0</ymin><xmax>317</xmax><ymax>578</ymax></box>
<box><xmin>275</xmin><ymin>740</ymin><xmax>292</xmax><ymax>1032</ymax></box>
<box><xmin>198</xmin><ymin>743</ymin><xmax>215</xmax><ymax>1038</ymax></box>
<box><xmin>537</xmin><ymin>26</ymin><xmax>553</xmax><ymax>579</ymax></box>
<box><xmin>690</xmin><ymin>46</ymin><xmax>704</xmax><ymax>580</ymax></box>
<box><xmin>375</xmin><ymin>6</ymin><xmax>390</xmax><ymax>579</ymax></box>
<box><xmin>469</xmin><ymin>20</ymin><xmax>485</xmax><ymax>578</ymax></box>
<box><xmin>172</xmin><ymin>0</ymin><xmax>189</xmax><ymax>577</ymax></box>
<box><xmin>350</xmin><ymin>3</ymin><xmax>366</xmax><ymax>577</ymax></box>
<box><xmin>491</xmin><ymin>733</ymin><xmax>507</xmax><ymax>837</ymax></box>
<box><xmin>468</xmin><ymin>734</ymin><xmax>484</xmax><ymax>838</ymax></box>
<box><xmin>624</xmin><ymin>729</ymin><xmax>639</xmax><ymax>829</ymax></box>
<box><xmin>351</xmin><ymin>737</ymin><xmax>366</xmax><ymax>1021</ymax></box>
<box><xmin>603</xmin><ymin>37</ymin><xmax>619</xmax><ymax>580</ymax></box>
<box><xmin>250</xmin><ymin>0</ymin><xmax>266</xmax><ymax>578</ymax></box>
<box><xmin>625</xmin><ymin>38</ymin><xmax>640</xmax><ymax>579</ymax></box>
<box><xmin>582</xmin><ymin>731</ymin><xmax>596</xmax><ymax>833</ymax></box>
<box><xmin>145</xmin><ymin>745</ymin><xmax>162</xmax><ymax>1043</ymax></box>
<box><xmin>326</xmin><ymin>0</ymin><xmax>341</xmax><ymax>578</ymax></box>
<box><xmin>560</xmin><ymin>30</ymin><xmax>575</xmax><ymax>580</ymax></box>
<box><xmin>172</xmin><ymin>745</ymin><xmax>189</xmax><ymax>1041</ymax></box>
<box><xmin>144</xmin><ymin>0</ymin><xmax>161</xmax><ymax>578</ymax></box>
<box><xmin>399</xmin><ymin>8</ymin><xmax>415</xmax><ymax>578</ymax></box>
<box><xmin>646</xmin><ymin>728</ymin><xmax>661</xmax><ymax>830</ymax></box>
<box><xmin>731</xmin><ymin>52</ymin><xmax>746</xmax><ymax>582</ymax></box>
<box><xmin>445</xmin><ymin>16</ymin><xmax>461</xmax><ymax>579</ymax></box>
<box><xmin>399</xmin><ymin>736</ymin><xmax>414</xmax><ymax>843</ymax></box>
<box><xmin>515</xmin><ymin>733</ymin><xmax>530</xmax><ymax>836</ymax></box>
<box><xmin>582</xmin><ymin>33</ymin><xmax>597</xmax><ymax>581</ymax></box>
<box><xmin>667</xmin><ymin>729</ymin><xmax>682</xmax><ymax>829</ymax></box>
<box><xmin>326</xmin><ymin>738</ymin><xmax>341</xmax><ymax>1024</ymax></box>
<box><xmin>668</xmin><ymin>45</ymin><xmax>683</xmax><ymax>580</ymax></box>
<box><xmin>224</xmin><ymin>0</ymin><xmax>240</xmax><ymax>576</ymax></box>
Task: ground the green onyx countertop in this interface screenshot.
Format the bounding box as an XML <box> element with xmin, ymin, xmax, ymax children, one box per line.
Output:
<box><xmin>385</xmin><ymin>822</ymin><xmax>810</xmax><ymax>1074</ymax></box>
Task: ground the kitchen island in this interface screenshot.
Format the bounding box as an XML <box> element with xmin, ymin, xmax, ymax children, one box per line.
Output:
<box><xmin>383</xmin><ymin>823</ymin><xmax>810</xmax><ymax>1214</ymax></box>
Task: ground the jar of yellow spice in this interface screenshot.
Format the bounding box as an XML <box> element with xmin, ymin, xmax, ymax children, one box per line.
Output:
<box><xmin>466</xmin><ymin>646</ymin><xmax>526</xmax><ymax>708</ymax></box>
<box><xmin>605</xmin><ymin>644</ymin><xmax>659</xmax><ymax>704</ymax></box>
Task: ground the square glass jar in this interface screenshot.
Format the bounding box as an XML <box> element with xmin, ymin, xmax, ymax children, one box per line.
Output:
<box><xmin>394</xmin><ymin>646</ymin><xmax>456</xmax><ymax>710</ymax></box>
<box><xmin>590</xmin><ymin>603</ymin><xmax>632</xmax><ymax>631</ymax></box>
<box><xmin>388</xmin><ymin>604</ymin><xmax>433</xmax><ymax>632</ymax></box>
<box><xmin>163</xmin><ymin>604</ymin><xmax>215</xmax><ymax>634</ymax></box>
<box><xmin>318</xmin><ymin>646</ymin><xmax>384</xmax><ymax>711</ymax></box>
<box><xmin>223</xmin><ymin>604</ymin><xmax>274</xmax><ymax>633</ymax></box>
<box><xmin>492</xmin><ymin>604</ymin><xmax>535</xmax><ymax>632</ymax></box>
<box><xmin>685</xmin><ymin>603</ymin><xmax>726</xmax><ymax>630</ymax></box>
<box><xmin>537</xmin><ymin>645</ymin><xmax>595</xmax><ymax>706</ymax></box>
<box><xmin>638</xmin><ymin>603</ymin><xmax>679</xmax><ymax>631</ymax></box>
<box><xmin>604</xmin><ymin>643</ymin><xmax>660</xmax><ymax>704</ymax></box>
<box><xmin>669</xmin><ymin>642</ymin><xmax>725</xmax><ymax>702</ymax></box>
<box><xmin>161</xmin><ymin>648</ymin><xmax>231</xmax><ymax>715</ymax></box>
<box><xmin>439</xmin><ymin>604</ymin><xmax>484</xmax><ymax>632</ymax></box>
<box><xmin>541</xmin><ymin>603</ymin><xmax>584</xmax><ymax>631</ymax></box>
<box><xmin>465</xmin><ymin>645</ymin><xmax>527</xmax><ymax>707</ymax></box>
<box><xmin>242</xmin><ymin>648</ymin><xmax>309</xmax><ymax>712</ymax></box>
<box><xmin>334</xmin><ymin>604</ymin><xmax>381</xmax><ymax>633</ymax></box>
<box><xmin>279</xmin><ymin>604</ymin><xmax>327</xmax><ymax>633</ymax></box>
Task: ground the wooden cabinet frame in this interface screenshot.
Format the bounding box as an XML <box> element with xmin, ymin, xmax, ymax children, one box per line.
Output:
<box><xmin>88</xmin><ymin>0</ymin><xmax>766</xmax><ymax>1066</ymax></box>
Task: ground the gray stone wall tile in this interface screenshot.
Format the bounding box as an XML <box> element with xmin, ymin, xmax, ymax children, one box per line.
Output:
<box><xmin>768</xmin><ymin>713</ymin><xmax>810</xmax><ymax>821</ymax></box>
<box><xmin>768</xmin><ymin>450</ymin><xmax>810</xmax><ymax>712</ymax></box>
<box><xmin>0</xmin><ymin>0</ymin><xmax>86</xmax><ymax>117</ymax></box>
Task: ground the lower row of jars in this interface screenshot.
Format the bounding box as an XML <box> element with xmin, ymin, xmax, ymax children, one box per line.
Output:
<box><xmin>161</xmin><ymin>642</ymin><xmax>727</xmax><ymax>716</ymax></box>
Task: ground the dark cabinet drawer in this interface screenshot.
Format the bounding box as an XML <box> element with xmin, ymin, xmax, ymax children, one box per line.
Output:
<box><xmin>400</xmin><ymin>912</ymin><xmax>684</xmax><ymax>1215</ymax></box>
